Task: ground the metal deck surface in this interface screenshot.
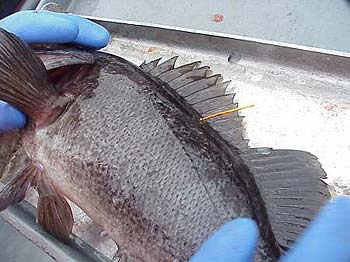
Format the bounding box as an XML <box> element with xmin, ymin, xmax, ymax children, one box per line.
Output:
<box><xmin>0</xmin><ymin>217</ymin><xmax>52</xmax><ymax>262</ymax></box>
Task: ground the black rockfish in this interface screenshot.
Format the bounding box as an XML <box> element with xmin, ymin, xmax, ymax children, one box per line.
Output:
<box><xmin>0</xmin><ymin>28</ymin><xmax>330</xmax><ymax>261</ymax></box>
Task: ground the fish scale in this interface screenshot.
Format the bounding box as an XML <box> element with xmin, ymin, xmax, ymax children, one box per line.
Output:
<box><xmin>0</xmin><ymin>28</ymin><xmax>330</xmax><ymax>262</ymax></box>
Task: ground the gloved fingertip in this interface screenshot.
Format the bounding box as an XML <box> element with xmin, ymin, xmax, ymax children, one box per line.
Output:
<box><xmin>0</xmin><ymin>10</ymin><xmax>110</xmax><ymax>49</ymax></box>
<box><xmin>0</xmin><ymin>101</ymin><xmax>26</xmax><ymax>132</ymax></box>
<box><xmin>81</xmin><ymin>24</ymin><xmax>109</xmax><ymax>49</ymax></box>
<box><xmin>331</xmin><ymin>195</ymin><xmax>350</xmax><ymax>212</ymax></box>
<box><xmin>191</xmin><ymin>218</ymin><xmax>258</xmax><ymax>262</ymax></box>
<box><xmin>67</xmin><ymin>15</ymin><xmax>110</xmax><ymax>49</ymax></box>
<box><xmin>0</xmin><ymin>10</ymin><xmax>79</xmax><ymax>44</ymax></box>
<box><xmin>281</xmin><ymin>196</ymin><xmax>350</xmax><ymax>262</ymax></box>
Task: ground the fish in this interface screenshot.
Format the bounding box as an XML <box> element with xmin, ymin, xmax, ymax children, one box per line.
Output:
<box><xmin>0</xmin><ymin>28</ymin><xmax>330</xmax><ymax>262</ymax></box>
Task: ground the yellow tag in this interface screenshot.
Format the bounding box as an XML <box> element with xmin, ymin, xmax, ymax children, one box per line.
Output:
<box><xmin>199</xmin><ymin>104</ymin><xmax>255</xmax><ymax>122</ymax></box>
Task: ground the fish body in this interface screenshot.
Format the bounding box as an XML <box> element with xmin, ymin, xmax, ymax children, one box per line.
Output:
<box><xmin>31</xmin><ymin>53</ymin><xmax>270</xmax><ymax>261</ymax></box>
<box><xmin>0</xmin><ymin>29</ymin><xmax>330</xmax><ymax>261</ymax></box>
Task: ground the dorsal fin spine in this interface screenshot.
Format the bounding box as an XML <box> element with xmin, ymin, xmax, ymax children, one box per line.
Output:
<box><xmin>140</xmin><ymin>57</ymin><xmax>247</xmax><ymax>148</ymax></box>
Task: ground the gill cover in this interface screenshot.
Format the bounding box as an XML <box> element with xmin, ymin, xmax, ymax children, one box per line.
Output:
<box><xmin>0</xmin><ymin>29</ymin><xmax>95</xmax><ymax>127</ymax></box>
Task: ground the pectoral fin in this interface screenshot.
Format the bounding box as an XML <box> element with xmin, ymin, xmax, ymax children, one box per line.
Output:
<box><xmin>0</xmin><ymin>28</ymin><xmax>71</xmax><ymax>128</ymax></box>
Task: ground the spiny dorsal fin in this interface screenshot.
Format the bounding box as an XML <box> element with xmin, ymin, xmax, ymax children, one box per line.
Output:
<box><xmin>140</xmin><ymin>57</ymin><xmax>247</xmax><ymax>148</ymax></box>
<box><xmin>140</xmin><ymin>58</ymin><xmax>162</xmax><ymax>72</ymax></box>
<box><xmin>149</xmin><ymin>56</ymin><xmax>178</xmax><ymax>76</ymax></box>
<box><xmin>185</xmin><ymin>81</ymin><xmax>230</xmax><ymax>103</ymax></box>
<box><xmin>158</xmin><ymin>61</ymin><xmax>201</xmax><ymax>82</ymax></box>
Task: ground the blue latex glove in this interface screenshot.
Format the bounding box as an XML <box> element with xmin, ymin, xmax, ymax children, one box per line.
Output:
<box><xmin>191</xmin><ymin>196</ymin><xmax>350</xmax><ymax>262</ymax></box>
<box><xmin>0</xmin><ymin>10</ymin><xmax>110</xmax><ymax>132</ymax></box>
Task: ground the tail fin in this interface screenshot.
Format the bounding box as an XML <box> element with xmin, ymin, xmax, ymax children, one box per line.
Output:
<box><xmin>240</xmin><ymin>148</ymin><xmax>330</xmax><ymax>251</ymax></box>
<box><xmin>0</xmin><ymin>29</ymin><xmax>67</xmax><ymax>127</ymax></box>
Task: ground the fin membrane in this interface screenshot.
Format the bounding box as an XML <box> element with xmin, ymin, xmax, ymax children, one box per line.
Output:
<box><xmin>35</xmin><ymin>50</ymin><xmax>95</xmax><ymax>71</ymax></box>
<box><xmin>140</xmin><ymin>57</ymin><xmax>247</xmax><ymax>148</ymax></box>
<box><xmin>240</xmin><ymin>148</ymin><xmax>330</xmax><ymax>250</ymax></box>
<box><xmin>0</xmin><ymin>132</ymin><xmax>21</xmax><ymax>179</ymax></box>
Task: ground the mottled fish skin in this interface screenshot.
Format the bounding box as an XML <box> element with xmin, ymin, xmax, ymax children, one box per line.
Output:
<box><xmin>20</xmin><ymin>53</ymin><xmax>276</xmax><ymax>261</ymax></box>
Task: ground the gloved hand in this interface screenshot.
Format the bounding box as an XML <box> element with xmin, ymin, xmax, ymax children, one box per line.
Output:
<box><xmin>191</xmin><ymin>196</ymin><xmax>350</xmax><ymax>262</ymax></box>
<box><xmin>0</xmin><ymin>10</ymin><xmax>110</xmax><ymax>132</ymax></box>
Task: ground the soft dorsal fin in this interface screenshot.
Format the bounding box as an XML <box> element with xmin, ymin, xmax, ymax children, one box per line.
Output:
<box><xmin>141</xmin><ymin>57</ymin><xmax>331</xmax><ymax>253</ymax></box>
<box><xmin>140</xmin><ymin>57</ymin><xmax>247</xmax><ymax>148</ymax></box>
<box><xmin>240</xmin><ymin>148</ymin><xmax>330</xmax><ymax>251</ymax></box>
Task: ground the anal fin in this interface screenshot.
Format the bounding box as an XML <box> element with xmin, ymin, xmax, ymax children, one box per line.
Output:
<box><xmin>240</xmin><ymin>148</ymin><xmax>331</xmax><ymax>250</ymax></box>
<box><xmin>0</xmin><ymin>163</ymin><xmax>38</xmax><ymax>211</ymax></box>
<box><xmin>0</xmin><ymin>161</ymin><xmax>73</xmax><ymax>243</ymax></box>
<box><xmin>36</xmin><ymin>174</ymin><xmax>74</xmax><ymax>243</ymax></box>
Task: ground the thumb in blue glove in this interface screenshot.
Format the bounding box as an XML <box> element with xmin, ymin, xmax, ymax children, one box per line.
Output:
<box><xmin>191</xmin><ymin>196</ymin><xmax>350</xmax><ymax>262</ymax></box>
<box><xmin>0</xmin><ymin>10</ymin><xmax>109</xmax><ymax>48</ymax></box>
<box><xmin>281</xmin><ymin>196</ymin><xmax>350</xmax><ymax>262</ymax></box>
<box><xmin>191</xmin><ymin>218</ymin><xmax>258</xmax><ymax>262</ymax></box>
<box><xmin>0</xmin><ymin>10</ymin><xmax>110</xmax><ymax>132</ymax></box>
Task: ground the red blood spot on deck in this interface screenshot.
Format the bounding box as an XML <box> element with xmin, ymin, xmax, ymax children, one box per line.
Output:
<box><xmin>212</xmin><ymin>14</ymin><xmax>224</xmax><ymax>23</ymax></box>
<box><xmin>324</xmin><ymin>103</ymin><xmax>338</xmax><ymax>111</ymax></box>
<box><xmin>147</xmin><ymin>47</ymin><xmax>157</xmax><ymax>53</ymax></box>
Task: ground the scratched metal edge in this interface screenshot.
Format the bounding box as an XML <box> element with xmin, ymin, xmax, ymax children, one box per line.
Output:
<box><xmin>0</xmin><ymin>183</ymin><xmax>110</xmax><ymax>262</ymax></box>
<box><xmin>83</xmin><ymin>15</ymin><xmax>350</xmax><ymax>78</ymax></box>
<box><xmin>84</xmin><ymin>15</ymin><xmax>350</xmax><ymax>58</ymax></box>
